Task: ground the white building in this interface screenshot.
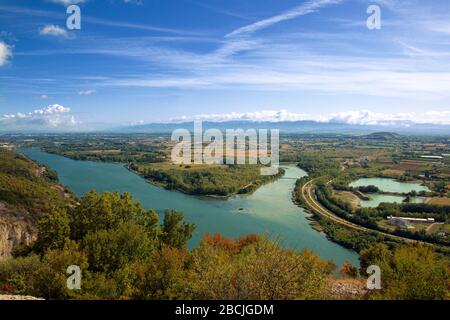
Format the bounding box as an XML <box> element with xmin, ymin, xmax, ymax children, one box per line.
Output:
<box><xmin>387</xmin><ymin>215</ymin><xmax>435</xmax><ymax>223</ymax></box>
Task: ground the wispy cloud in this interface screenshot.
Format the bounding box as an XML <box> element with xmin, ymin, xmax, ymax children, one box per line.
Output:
<box><xmin>97</xmin><ymin>46</ymin><xmax>450</xmax><ymax>99</ymax></box>
<box><xmin>398</xmin><ymin>41</ymin><xmax>450</xmax><ymax>58</ymax></box>
<box><xmin>49</xmin><ymin>0</ymin><xmax>86</xmax><ymax>6</ymax></box>
<box><xmin>184</xmin><ymin>0</ymin><xmax>254</xmax><ymax>20</ymax></box>
<box><xmin>0</xmin><ymin>5</ymin><xmax>198</xmax><ymax>36</ymax></box>
<box><xmin>226</xmin><ymin>0</ymin><xmax>343</xmax><ymax>37</ymax></box>
<box><xmin>3</xmin><ymin>0</ymin><xmax>450</xmax><ymax>122</ymax></box>
<box><xmin>122</xmin><ymin>0</ymin><xmax>143</xmax><ymax>4</ymax></box>
<box><xmin>39</xmin><ymin>24</ymin><xmax>69</xmax><ymax>38</ymax></box>
<box><xmin>78</xmin><ymin>89</ymin><xmax>96</xmax><ymax>95</ymax></box>
<box><xmin>83</xmin><ymin>16</ymin><xmax>199</xmax><ymax>36</ymax></box>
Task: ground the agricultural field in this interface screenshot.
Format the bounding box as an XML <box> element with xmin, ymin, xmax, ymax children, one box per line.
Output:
<box><xmin>427</xmin><ymin>223</ymin><xmax>450</xmax><ymax>236</ymax></box>
<box><xmin>428</xmin><ymin>197</ymin><xmax>450</xmax><ymax>206</ymax></box>
<box><xmin>334</xmin><ymin>191</ymin><xmax>361</xmax><ymax>207</ymax></box>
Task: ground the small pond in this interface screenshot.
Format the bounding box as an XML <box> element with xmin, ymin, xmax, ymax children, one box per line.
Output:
<box><xmin>350</xmin><ymin>177</ymin><xmax>430</xmax><ymax>193</ymax></box>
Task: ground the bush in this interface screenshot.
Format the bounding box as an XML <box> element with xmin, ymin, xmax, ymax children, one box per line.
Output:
<box><xmin>360</xmin><ymin>244</ymin><xmax>450</xmax><ymax>300</ymax></box>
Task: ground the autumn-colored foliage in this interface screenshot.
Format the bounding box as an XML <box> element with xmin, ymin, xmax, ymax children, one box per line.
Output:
<box><xmin>200</xmin><ymin>233</ymin><xmax>261</xmax><ymax>254</ymax></box>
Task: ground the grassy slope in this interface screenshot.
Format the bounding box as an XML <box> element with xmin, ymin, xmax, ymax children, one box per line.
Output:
<box><xmin>0</xmin><ymin>148</ymin><xmax>71</xmax><ymax>219</ymax></box>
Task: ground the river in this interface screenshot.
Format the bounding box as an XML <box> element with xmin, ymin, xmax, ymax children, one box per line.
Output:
<box><xmin>20</xmin><ymin>148</ymin><xmax>359</xmax><ymax>267</ymax></box>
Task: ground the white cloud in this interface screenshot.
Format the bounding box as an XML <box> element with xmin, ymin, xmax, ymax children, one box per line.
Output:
<box><xmin>326</xmin><ymin>110</ymin><xmax>450</xmax><ymax>126</ymax></box>
<box><xmin>49</xmin><ymin>0</ymin><xmax>86</xmax><ymax>5</ymax></box>
<box><xmin>49</xmin><ymin>0</ymin><xmax>140</xmax><ymax>5</ymax></box>
<box><xmin>78</xmin><ymin>89</ymin><xmax>96</xmax><ymax>95</ymax></box>
<box><xmin>130</xmin><ymin>119</ymin><xmax>145</xmax><ymax>125</ymax></box>
<box><xmin>171</xmin><ymin>109</ymin><xmax>450</xmax><ymax>126</ymax></box>
<box><xmin>122</xmin><ymin>0</ymin><xmax>143</xmax><ymax>4</ymax></box>
<box><xmin>40</xmin><ymin>94</ymin><xmax>49</xmax><ymax>99</ymax></box>
<box><xmin>226</xmin><ymin>0</ymin><xmax>342</xmax><ymax>37</ymax></box>
<box><xmin>0</xmin><ymin>41</ymin><xmax>12</xmax><ymax>66</ymax></box>
<box><xmin>39</xmin><ymin>25</ymin><xmax>69</xmax><ymax>38</ymax></box>
<box><xmin>172</xmin><ymin>110</ymin><xmax>310</xmax><ymax>122</ymax></box>
<box><xmin>0</xmin><ymin>104</ymin><xmax>78</xmax><ymax>130</ymax></box>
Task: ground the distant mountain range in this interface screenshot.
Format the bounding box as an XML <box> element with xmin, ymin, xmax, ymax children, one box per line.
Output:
<box><xmin>1</xmin><ymin>120</ymin><xmax>450</xmax><ymax>135</ymax></box>
<box><xmin>114</xmin><ymin>120</ymin><xmax>450</xmax><ymax>135</ymax></box>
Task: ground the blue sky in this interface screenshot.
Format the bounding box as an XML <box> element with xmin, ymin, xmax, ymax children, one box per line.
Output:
<box><xmin>1</xmin><ymin>0</ymin><xmax>450</xmax><ymax>130</ymax></box>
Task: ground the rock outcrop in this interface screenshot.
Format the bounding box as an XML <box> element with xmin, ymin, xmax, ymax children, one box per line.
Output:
<box><xmin>327</xmin><ymin>278</ymin><xmax>368</xmax><ymax>300</ymax></box>
<box><xmin>0</xmin><ymin>202</ymin><xmax>37</xmax><ymax>260</ymax></box>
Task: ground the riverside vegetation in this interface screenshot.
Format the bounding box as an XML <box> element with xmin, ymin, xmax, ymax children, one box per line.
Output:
<box><xmin>135</xmin><ymin>163</ymin><xmax>284</xmax><ymax>197</ymax></box>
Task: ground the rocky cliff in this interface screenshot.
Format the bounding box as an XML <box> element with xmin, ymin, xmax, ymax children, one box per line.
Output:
<box><xmin>0</xmin><ymin>148</ymin><xmax>72</xmax><ymax>259</ymax></box>
<box><xmin>0</xmin><ymin>202</ymin><xmax>36</xmax><ymax>259</ymax></box>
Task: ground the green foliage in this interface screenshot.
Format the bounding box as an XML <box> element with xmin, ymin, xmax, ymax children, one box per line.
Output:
<box><xmin>28</xmin><ymin>135</ymin><xmax>167</xmax><ymax>164</ymax></box>
<box><xmin>35</xmin><ymin>208</ymin><xmax>70</xmax><ymax>252</ymax></box>
<box><xmin>6</xmin><ymin>189</ymin><xmax>195</xmax><ymax>299</ymax></box>
<box><xmin>361</xmin><ymin>244</ymin><xmax>450</xmax><ymax>300</ymax></box>
<box><xmin>114</xmin><ymin>247</ymin><xmax>193</xmax><ymax>300</ymax></box>
<box><xmin>358</xmin><ymin>185</ymin><xmax>380</xmax><ymax>193</ymax></box>
<box><xmin>0</xmin><ymin>255</ymin><xmax>41</xmax><ymax>295</ymax></box>
<box><xmin>42</xmin><ymin>165</ymin><xmax>59</xmax><ymax>182</ymax></box>
<box><xmin>69</xmin><ymin>191</ymin><xmax>160</xmax><ymax>241</ymax></box>
<box><xmin>297</xmin><ymin>154</ymin><xmax>341</xmax><ymax>178</ymax></box>
<box><xmin>144</xmin><ymin>165</ymin><xmax>284</xmax><ymax>196</ymax></box>
<box><xmin>315</xmin><ymin>182</ymin><xmax>355</xmax><ymax>218</ymax></box>
<box><xmin>82</xmin><ymin>222</ymin><xmax>154</xmax><ymax>273</ymax></box>
<box><xmin>0</xmin><ymin>150</ymin><xmax>37</xmax><ymax>180</ymax></box>
<box><xmin>191</xmin><ymin>236</ymin><xmax>333</xmax><ymax>300</ymax></box>
<box><xmin>0</xmin><ymin>149</ymin><xmax>70</xmax><ymax>216</ymax></box>
<box><xmin>317</xmin><ymin>216</ymin><xmax>399</xmax><ymax>252</ymax></box>
<box><xmin>160</xmin><ymin>210</ymin><xmax>196</xmax><ymax>249</ymax></box>
<box><xmin>31</xmin><ymin>242</ymin><xmax>89</xmax><ymax>300</ymax></box>
<box><xmin>292</xmin><ymin>176</ymin><xmax>311</xmax><ymax>206</ymax></box>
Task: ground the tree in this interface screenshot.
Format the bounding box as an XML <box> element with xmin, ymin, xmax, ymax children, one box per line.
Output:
<box><xmin>31</xmin><ymin>242</ymin><xmax>88</xmax><ymax>300</ymax></box>
<box><xmin>340</xmin><ymin>261</ymin><xmax>359</xmax><ymax>278</ymax></box>
<box><xmin>82</xmin><ymin>222</ymin><xmax>154</xmax><ymax>273</ymax></box>
<box><xmin>69</xmin><ymin>191</ymin><xmax>159</xmax><ymax>241</ymax></box>
<box><xmin>191</xmin><ymin>236</ymin><xmax>333</xmax><ymax>300</ymax></box>
<box><xmin>360</xmin><ymin>245</ymin><xmax>450</xmax><ymax>300</ymax></box>
<box><xmin>35</xmin><ymin>208</ymin><xmax>70</xmax><ymax>253</ymax></box>
<box><xmin>160</xmin><ymin>210</ymin><xmax>195</xmax><ymax>249</ymax></box>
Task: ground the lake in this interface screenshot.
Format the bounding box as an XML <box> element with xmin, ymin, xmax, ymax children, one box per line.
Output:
<box><xmin>350</xmin><ymin>177</ymin><xmax>428</xmax><ymax>207</ymax></box>
<box><xmin>19</xmin><ymin>148</ymin><xmax>359</xmax><ymax>267</ymax></box>
<box><xmin>359</xmin><ymin>194</ymin><xmax>426</xmax><ymax>208</ymax></box>
<box><xmin>350</xmin><ymin>177</ymin><xmax>430</xmax><ymax>193</ymax></box>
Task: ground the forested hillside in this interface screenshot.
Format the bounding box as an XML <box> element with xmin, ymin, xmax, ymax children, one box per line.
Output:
<box><xmin>0</xmin><ymin>148</ymin><xmax>72</xmax><ymax>258</ymax></box>
<box><xmin>0</xmin><ymin>189</ymin><xmax>447</xmax><ymax>300</ymax></box>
